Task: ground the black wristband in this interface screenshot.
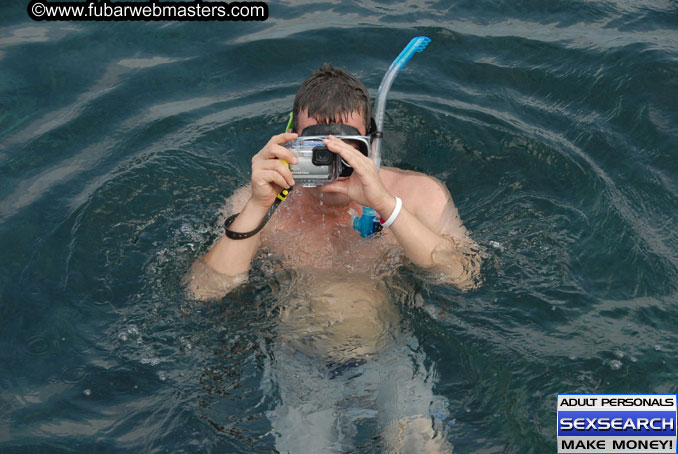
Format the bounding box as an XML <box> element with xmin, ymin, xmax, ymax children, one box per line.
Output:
<box><xmin>223</xmin><ymin>213</ymin><xmax>266</xmax><ymax>239</ymax></box>
<box><xmin>223</xmin><ymin>187</ymin><xmax>292</xmax><ymax>240</ymax></box>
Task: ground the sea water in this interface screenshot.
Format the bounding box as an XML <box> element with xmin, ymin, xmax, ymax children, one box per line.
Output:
<box><xmin>0</xmin><ymin>0</ymin><xmax>676</xmax><ymax>452</ymax></box>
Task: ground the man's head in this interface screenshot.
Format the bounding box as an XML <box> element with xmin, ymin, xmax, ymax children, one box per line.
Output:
<box><xmin>292</xmin><ymin>64</ymin><xmax>372</xmax><ymax>135</ymax></box>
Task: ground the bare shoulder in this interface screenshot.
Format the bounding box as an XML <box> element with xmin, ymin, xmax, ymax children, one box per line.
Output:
<box><xmin>381</xmin><ymin>167</ymin><xmax>450</xmax><ymax>213</ymax></box>
<box><xmin>381</xmin><ymin>167</ymin><xmax>466</xmax><ymax>236</ymax></box>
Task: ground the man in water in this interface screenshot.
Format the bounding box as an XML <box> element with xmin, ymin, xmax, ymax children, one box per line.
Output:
<box><xmin>185</xmin><ymin>64</ymin><xmax>481</xmax><ymax>453</ymax></box>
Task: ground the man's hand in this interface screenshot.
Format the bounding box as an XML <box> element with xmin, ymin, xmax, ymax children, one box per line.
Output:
<box><xmin>250</xmin><ymin>132</ymin><xmax>298</xmax><ymax>209</ymax></box>
<box><xmin>320</xmin><ymin>135</ymin><xmax>396</xmax><ymax>218</ymax></box>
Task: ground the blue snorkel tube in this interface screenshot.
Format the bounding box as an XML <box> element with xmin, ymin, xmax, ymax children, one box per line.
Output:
<box><xmin>372</xmin><ymin>36</ymin><xmax>431</xmax><ymax>170</ymax></box>
<box><xmin>352</xmin><ymin>36</ymin><xmax>431</xmax><ymax>238</ymax></box>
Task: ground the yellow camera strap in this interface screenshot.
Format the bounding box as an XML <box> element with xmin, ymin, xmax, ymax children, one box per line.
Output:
<box><xmin>278</xmin><ymin>111</ymin><xmax>294</xmax><ymax>199</ymax></box>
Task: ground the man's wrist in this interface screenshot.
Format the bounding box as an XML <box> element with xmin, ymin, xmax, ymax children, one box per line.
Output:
<box><xmin>380</xmin><ymin>196</ymin><xmax>403</xmax><ymax>228</ymax></box>
<box><xmin>246</xmin><ymin>195</ymin><xmax>273</xmax><ymax>213</ymax></box>
<box><xmin>229</xmin><ymin>198</ymin><xmax>270</xmax><ymax>232</ymax></box>
<box><xmin>375</xmin><ymin>194</ymin><xmax>397</xmax><ymax>220</ymax></box>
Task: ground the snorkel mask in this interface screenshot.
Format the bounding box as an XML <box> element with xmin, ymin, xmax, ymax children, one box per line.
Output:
<box><xmin>284</xmin><ymin>122</ymin><xmax>375</xmax><ymax>187</ymax></box>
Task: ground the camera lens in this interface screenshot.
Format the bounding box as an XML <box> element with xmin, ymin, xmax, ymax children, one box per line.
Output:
<box><xmin>312</xmin><ymin>146</ymin><xmax>333</xmax><ymax>166</ymax></box>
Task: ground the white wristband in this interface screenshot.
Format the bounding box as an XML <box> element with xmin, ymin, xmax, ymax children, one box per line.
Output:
<box><xmin>381</xmin><ymin>196</ymin><xmax>402</xmax><ymax>228</ymax></box>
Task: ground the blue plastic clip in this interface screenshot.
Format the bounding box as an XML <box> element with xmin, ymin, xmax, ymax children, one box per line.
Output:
<box><xmin>352</xmin><ymin>207</ymin><xmax>381</xmax><ymax>238</ymax></box>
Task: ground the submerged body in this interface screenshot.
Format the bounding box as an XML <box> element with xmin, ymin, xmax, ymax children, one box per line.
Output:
<box><xmin>187</xmin><ymin>172</ymin><xmax>475</xmax><ymax>452</ymax></box>
<box><xmin>185</xmin><ymin>169</ymin><xmax>478</xmax><ymax>452</ymax></box>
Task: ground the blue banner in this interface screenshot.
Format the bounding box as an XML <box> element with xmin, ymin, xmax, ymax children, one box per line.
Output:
<box><xmin>558</xmin><ymin>411</ymin><xmax>677</xmax><ymax>437</ymax></box>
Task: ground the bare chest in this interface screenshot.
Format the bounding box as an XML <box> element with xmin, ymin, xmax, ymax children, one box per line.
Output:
<box><xmin>259</xmin><ymin>201</ymin><xmax>399</xmax><ymax>273</ymax></box>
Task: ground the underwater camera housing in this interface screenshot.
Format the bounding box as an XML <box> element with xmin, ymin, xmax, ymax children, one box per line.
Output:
<box><xmin>284</xmin><ymin>124</ymin><xmax>371</xmax><ymax>188</ymax></box>
<box><xmin>284</xmin><ymin>137</ymin><xmax>343</xmax><ymax>187</ymax></box>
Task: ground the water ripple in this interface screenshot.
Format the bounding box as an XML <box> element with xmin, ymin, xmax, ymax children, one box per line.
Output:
<box><xmin>25</xmin><ymin>335</ymin><xmax>51</xmax><ymax>357</ymax></box>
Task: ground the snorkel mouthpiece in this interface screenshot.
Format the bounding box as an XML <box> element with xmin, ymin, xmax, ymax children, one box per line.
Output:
<box><xmin>352</xmin><ymin>207</ymin><xmax>381</xmax><ymax>238</ymax></box>
<box><xmin>372</xmin><ymin>36</ymin><xmax>431</xmax><ymax>170</ymax></box>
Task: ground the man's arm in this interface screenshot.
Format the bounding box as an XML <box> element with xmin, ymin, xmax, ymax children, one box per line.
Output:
<box><xmin>394</xmin><ymin>174</ymin><xmax>482</xmax><ymax>290</ymax></box>
<box><xmin>183</xmin><ymin>132</ymin><xmax>298</xmax><ymax>300</ymax></box>
<box><xmin>182</xmin><ymin>185</ymin><xmax>260</xmax><ymax>300</ymax></box>
<box><xmin>321</xmin><ymin>137</ymin><xmax>481</xmax><ymax>290</ymax></box>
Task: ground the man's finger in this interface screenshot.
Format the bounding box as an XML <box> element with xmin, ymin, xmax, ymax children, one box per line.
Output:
<box><xmin>271</xmin><ymin>131</ymin><xmax>298</xmax><ymax>145</ymax></box>
<box><xmin>257</xmin><ymin>159</ymin><xmax>296</xmax><ymax>187</ymax></box>
<box><xmin>260</xmin><ymin>142</ymin><xmax>298</xmax><ymax>164</ymax></box>
<box><xmin>259</xmin><ymin>169</ymin><xmax>291</xmax><ymax>190</ymax></box>
<box><xmin>320</xmin><ymin>180</ymin><xmax>348</xmax><ymax>194</ymax></box>
<box><xmin>323</xmin><ymin>136</ymin><xmax>369</xmax><ymax>172</ymax></box>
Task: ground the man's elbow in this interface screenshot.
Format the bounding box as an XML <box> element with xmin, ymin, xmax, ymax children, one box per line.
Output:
<box><xmin>182</xmin><ymin>258</ymin><xmax>247</xmax><ymax>301</ymax></box>
<box><xmin>430</xmin><ymin>237</ymin><xmax>483</xmax><ymax>292</ymax></box>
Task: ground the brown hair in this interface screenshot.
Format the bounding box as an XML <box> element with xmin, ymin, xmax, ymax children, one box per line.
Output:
<box><xmin>293</xmin><ymin>63</ymin><xmax>372</xmax><ymax>132</ymax></box>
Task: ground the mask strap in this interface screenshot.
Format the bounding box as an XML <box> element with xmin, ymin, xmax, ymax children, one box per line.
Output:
<box><xmin>368</xmin><ymin>117</ymin><xmax>381</xmax><ymax>138</ymax></box>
